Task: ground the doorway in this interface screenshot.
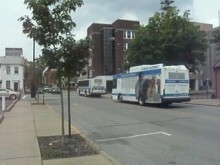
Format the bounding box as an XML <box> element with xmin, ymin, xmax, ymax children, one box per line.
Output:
<box><xmin>14</xmin><ymin>82</ymin><xmax>19</xmax><ymax>91</ymax></box>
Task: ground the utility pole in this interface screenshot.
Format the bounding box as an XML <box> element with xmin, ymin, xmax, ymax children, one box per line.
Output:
<box><xmin>160</xmin><ymin>0</ymin><xmax>174</xmax><ymax>11</ymax></box>
<box><xmin>31</xmin><ymin>39</ymin><xmax>36</xmax><ymax>99</ymax></box>
<box><xmin>218</xmin><ymin>10</ymin><xmax>220</xmax><ymax>26</ymax></box>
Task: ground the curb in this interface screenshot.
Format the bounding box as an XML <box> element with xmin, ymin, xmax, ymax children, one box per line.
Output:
<box><xmin>0</xmin><ymin>112</ymin><xmax>4</xmax><ymax>123</ymax></box>
<box><xmin>5</xmin><ymin>99</ymin><xmax>19</xmax><ymax>112</ymax></box>
<box><xmin>45</xmin><ymin>103</ymin><xmax>121</xmax><ymax>165</ymax></box>
<box><xmin>0</xmin><ymin>98</ymin><xmax>19</xmax><ymax>124</ymax></box>
<box><xmin>184</xmin><ymin>102</ymin><xmax>220</xmax><ymax>107</ymax></box>
<box><xmin>78</xmin><ymin>130</ymin><xmax>121</xmax><ymax>165</ymax></box>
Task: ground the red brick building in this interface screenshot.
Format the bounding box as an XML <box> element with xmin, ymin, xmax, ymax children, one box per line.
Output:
<box><xmin>87</xmin><ymin>19</ymin><xmax>139</xmax><ymax>77</ymax></box>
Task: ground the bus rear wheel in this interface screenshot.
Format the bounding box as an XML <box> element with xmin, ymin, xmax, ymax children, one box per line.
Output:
<box><xmin>84</xmin><ymin>90</ymin><xmax>88</xmax><ymax>97</ymax></box>
<box><xmin>138</xmin><ymin>96</ymin><xmax>145</xmax><ymax>106</ymax></box>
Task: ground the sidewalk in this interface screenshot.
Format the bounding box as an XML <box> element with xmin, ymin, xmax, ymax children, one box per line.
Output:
<box><xmin>186</xmin><ymin>98</ymin><xmax>220</xmax><ymax>107</ymax></box>
<box><xmin>0</xmin><ymin>100</ymin><xmax>41</xmax><ymax>165</ymax></box>
<box><xmin>0</xmin><ymin>99</ymin><xmax>119</xmax><ymax>165</ymax></box>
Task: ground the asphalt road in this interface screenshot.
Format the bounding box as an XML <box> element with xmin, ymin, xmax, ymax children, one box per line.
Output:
<box><xmin>38</xmin><ymin>92</ymin><xmax>220</xmax><ymax>165</ymax></box>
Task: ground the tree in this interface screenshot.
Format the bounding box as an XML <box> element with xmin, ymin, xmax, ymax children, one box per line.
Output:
<box><xmin>126</xmin><ymin>8</ymin><xmax>208</xmax><ymax>69</ymax></box>
<box><xmin>19</xmin><ymin>0</ymin><xmax>87</xmax><ymax>143</ymax></box>
<box><xmin>211</xmin><ymin>30</ymin><xmax>220</xmax><ymax>50</ymax></box>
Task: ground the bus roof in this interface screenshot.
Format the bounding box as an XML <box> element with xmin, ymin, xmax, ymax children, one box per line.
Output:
<box><xmin>129</xmin><ymin>64</ymin><xmax>164</xmax><ymax>72</ymax></box>
<box><xmin>129</xmin><ymin>64</ymin><xmax>187</xmax><ymax>72</ymax></box>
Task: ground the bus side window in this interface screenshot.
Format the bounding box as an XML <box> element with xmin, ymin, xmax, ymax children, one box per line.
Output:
<box><xmin>112</xmin><ymin>79</ymin><xmax>117</xmax><ymax>89</ymax></box>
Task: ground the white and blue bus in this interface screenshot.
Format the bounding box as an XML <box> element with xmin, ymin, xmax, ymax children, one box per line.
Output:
<box><xmin>77</xmin><ymin>75</ymin><xmax>112</xmax><ymax>97</ymax></box>
<box><xmin>112</xmin><ymin>64</ymin><xmax>191</xmax><ymax>105</ymax></box>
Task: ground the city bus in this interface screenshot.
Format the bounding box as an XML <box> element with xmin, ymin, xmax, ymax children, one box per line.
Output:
<box><xmin>112</xmin><ymin>64</ymin><xmax>191</xmax><ymax>105</ymax></box>
<box><xmin>77</xmin><ymin>75</ymin><xmax>113</xmax><ymax>97</ymax></box>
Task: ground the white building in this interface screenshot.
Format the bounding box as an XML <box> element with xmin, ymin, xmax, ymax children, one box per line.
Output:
<box><xmin>0</xmin><ymin>48</ymin><xmax>25</xmax><ymax>93</ymax></box>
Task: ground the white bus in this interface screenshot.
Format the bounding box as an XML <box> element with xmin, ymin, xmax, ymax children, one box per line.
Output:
<box><xmin>77</xmin><ymin>75</ymin><xmax>113</xmax><ymax>97</ymax></box>
<box><xmin>112</xmin><ymin>64</ymin><xmax>191</xmax><ymax>105</ymax></box>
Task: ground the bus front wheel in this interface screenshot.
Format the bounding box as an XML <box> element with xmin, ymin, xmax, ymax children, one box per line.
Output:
<box><xmin>118</xmin><ymin>94</ymin><xmax>123</xmax><ymax>102</ymax></box>
<box><xmin>78</xmin><ymin>90</ymin><xmax>81</xmax><ymax>96</ymax></box>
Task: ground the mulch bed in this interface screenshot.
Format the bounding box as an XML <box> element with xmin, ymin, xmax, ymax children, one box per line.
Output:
<box><xmin>38</xmin><ymin>134</ymin><xmax>98</xmax><ymax>160</ymax></box>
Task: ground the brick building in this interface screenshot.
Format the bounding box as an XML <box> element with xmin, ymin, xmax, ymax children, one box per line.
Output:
<box><xmin>87</xmin><ymin>19</ymin><xmax>139</xmax><ymax>77</ymax></box>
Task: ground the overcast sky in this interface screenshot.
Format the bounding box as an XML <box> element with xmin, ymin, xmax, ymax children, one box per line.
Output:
<box><xmin>0</xmin><ymin>0</ymin><xmax>220</xmax><ymax>61</ymax></box>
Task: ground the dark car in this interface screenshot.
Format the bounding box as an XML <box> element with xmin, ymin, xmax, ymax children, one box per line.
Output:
<box><xmin>37</xmin><ymin>87</ymin><xmax>43</xmax><ymax>94</ymax></box>
<box><xmin>51</xmin><ymin>87</ymin><xmax>61</xmax><ymax>94</ymax></box>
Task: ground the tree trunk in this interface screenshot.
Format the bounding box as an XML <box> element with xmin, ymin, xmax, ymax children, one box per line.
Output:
<box><xmin>59</xmin><ymin>79</ymin><xmax>65</xmax><ymax>145</ymax></box>
<box><xmin>68</xmin><ymin>77</ymin><xmax>71</xmax><ymax>138</ymax></box>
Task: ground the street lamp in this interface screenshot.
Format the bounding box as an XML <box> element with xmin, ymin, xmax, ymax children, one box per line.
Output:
<box><xmin>160</xmin><ymin>0</ymin><xmax>174</xmax><ymax>10</ymax></box>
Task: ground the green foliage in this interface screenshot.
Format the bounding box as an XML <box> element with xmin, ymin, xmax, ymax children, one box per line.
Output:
<box><xmin>19</xmin><ymin>0</ymin><xmax>83</xmax><ymax>47</ymax></box>
<box><xmin>19</xmin><ymin>0</ymin><xmax>91</xmax><ymax>80</ymax></box>
<box><xmin>127</xmin><ymin>8</ymin><xmax>208</xmax><ymax>68</ymax></box>
<box><xmin>42</xmin><ymin>36</ymin><xmax>91</xmax><ymax>78</ymax></box>
<box><xmin>211</xmin><ymin>32</ymin><xmax>220</xmax><ymax>50</ymax></box>
<box><xmin>24</xmin><ymin>57</ymin><xmax>46</xmax><ymax>88</ymax></box>
<box><xmin>59</xmin><ymin>37</ymin><xmax>91</xmax><ymax>77</ymax></box>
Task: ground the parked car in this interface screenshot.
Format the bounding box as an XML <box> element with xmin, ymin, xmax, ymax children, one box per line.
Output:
<box><xmin>43</xmin><ymin>86</ymin><xmax>50</xmax><ymax>92</ymax></box>
<box><xmin>51</xmin><ymin>87</ymin><xmax>61</xmax><ymax>94</ymax></box>
<box><xmin>0</xmin><ymin>88</ymin><xmax>20</xmax><ymax>100</ymax></box>
<box><xmin>37</xmin><ymin>87</ymin><xmax>43</xmax><ymax>94</ymax></box>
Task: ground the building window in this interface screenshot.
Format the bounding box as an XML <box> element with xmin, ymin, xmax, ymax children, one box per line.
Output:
<box><xmin>132</xmin><ymin>31</ymin><xmax>136</xmax><ymax>38</ymax></box>
<box><xmin>127</xmin><ymin>31</ymin><xmax>131</xmax><ymax>39</ymax></box>
<box><xmin>123</xmin><ymin>30</ymin><xmax>136</xmax><ymax>39</ymax></box>
<box><xmin>123</xmin><ymin>42</ymin><xmax>128</xmax><ymax>51</ymax></box>
<box><xmin>6</xmin><ymin>66</ymin><xmax>10</xmax><ymax>74</ymax></box>
<box><xmin>6</xmin><ymin>81</ymin><xmax>10</xmax><ymax>89</ymax></box>
<box><xmin>123</xmin><ymin>31</ymin><xmax>126</xmax><ymax>38</ymax></box>
<box><xmin>14</xmin><ymin>67</ymin><xmax>19</xmax><ymax>74</ymax></box>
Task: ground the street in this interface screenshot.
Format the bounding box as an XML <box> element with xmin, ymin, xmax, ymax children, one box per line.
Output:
<box><xmin>36</xmin><ymin>91</ymin><xmax>220</xmax><ymax>165</ymax></box>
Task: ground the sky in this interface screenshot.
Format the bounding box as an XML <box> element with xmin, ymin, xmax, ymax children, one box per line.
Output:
<box><xmin>0</xmin><ymin>0</ymin><xmax>220</xmax><ymax>61</ymax></box>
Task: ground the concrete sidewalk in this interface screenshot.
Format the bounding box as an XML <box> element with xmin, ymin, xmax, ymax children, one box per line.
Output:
<box><xmin>186</xmin><ymin>99</ymin><xmax>220</xmax><ymax>107</ymax></box>
<box><xmin>0</xmin><ymin>100</ymin><xmax>119</xmax><ymax>165</ymax></box>
<box><xmin>0</xmin><ymin>100</ymin><xmax>41</xmax><ymax>165</ymax></box>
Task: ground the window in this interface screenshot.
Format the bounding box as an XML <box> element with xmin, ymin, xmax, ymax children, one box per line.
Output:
<box><xmin>14</xmin><ymin>67</ymin><xmax>19</xmax><ymax>74</ymax></box>
<box><xmin>123</xmin><ymin>42</ymin><xmax>128</xmax><ymax>51</ymax></box>
<box><xmin>6</xmin><ymin>81</ymin><xmax>10</xmax><ymax>89</ymax></box>
<box><xmin>78</xmin><ymin>80</ymin><xmax>89</xmax><ymax>87</ymax></box>
<box><xmin>169</xmin><ymin>72</ymin><xmax>185</xmax><ymax>79</ymax></box>
<box><xmin>123</xmin><ymin>30</ymin><xmax>136</xmax><ymax>39</ymax></box>
<box><xmin>94</xmin><ymin>79</ymin><xmax>102</xmax><ymax>84</ymax></box>
<box><xmin>123</xmin><ymin>31</ymin><xmax>126</xmax><ymax>38</ymax></box>
<box><xmin>132</xmin><ymin>31</ymin><xmax>136</xmax><ymax>38</ymax></box>
<box><xmin>6</xmin><ymin>66</ymin><xmax>10</xmax><ymax>74</ymax></box>
<box><xmin>127</xmin><ymin>31</ymin><xmax>131</xmax><ymax>39</ymax></box>
<box><xmin>112</xmin><ymin>79</ymin><xmax>117</xmax><ymax>89</ymax></box>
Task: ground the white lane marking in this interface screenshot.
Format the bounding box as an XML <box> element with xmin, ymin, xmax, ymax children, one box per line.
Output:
<box><xmin>96</xmin><ymin>132</ymin><xmax>171</xmax><ymax>142</ymax></box>
<box><xmin>22</xmin><ymin>95</ymin><xmax>26</xmax><ymax>99</ymax></box>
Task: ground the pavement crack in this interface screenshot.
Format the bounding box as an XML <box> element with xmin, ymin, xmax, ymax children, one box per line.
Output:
<box><xmin>150</xmin><ymin>116</ymin><xmax>198</xmax><ymax>126</ymax></box>
<box><xmin>0</xmin><ymin>155</ymin><xmax>40</xmax><ymax>161</ymax></box>
<box><xmin>100</xmin><ymin>116</ymin><xmax>197</xmax><ymax>128</ymax></box>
